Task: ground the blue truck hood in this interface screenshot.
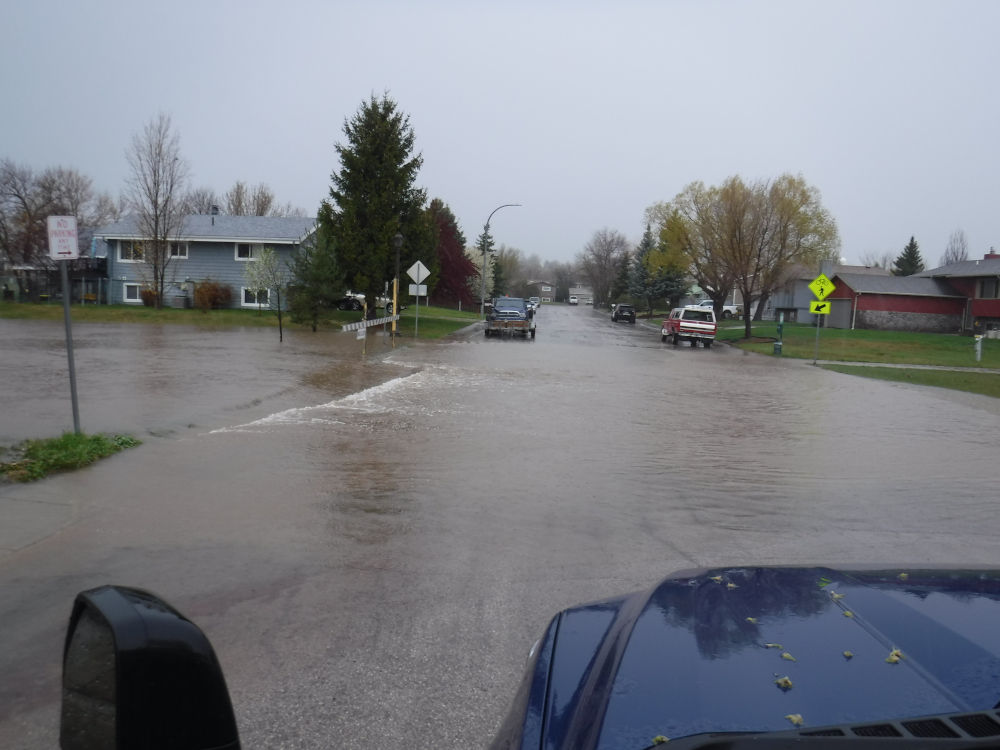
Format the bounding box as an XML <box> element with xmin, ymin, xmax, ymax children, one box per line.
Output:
<box><xmin>492</xmin><ymin>567</ymin><xmax>1000</xmax><ymax>750</ymax></box>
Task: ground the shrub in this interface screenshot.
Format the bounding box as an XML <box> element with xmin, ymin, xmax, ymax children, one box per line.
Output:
<box><xmin>140</xmin><ymin>288</ymin><xmax>158</xmax><ymax>307</ymax></box>
<box><xmin>194</xmin><ymin>279</ymin><xmax>233</xmax><ymax>311</ymax></box>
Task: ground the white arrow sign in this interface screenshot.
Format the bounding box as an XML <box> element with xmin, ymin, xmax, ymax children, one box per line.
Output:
<box><xmin>407</xmin><ymin>260</ymin><xmax>430</xmax><ymax>284</ymax></box>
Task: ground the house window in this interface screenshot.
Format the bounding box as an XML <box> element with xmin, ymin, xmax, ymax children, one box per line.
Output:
<box><xmin>542</xmin><ymin>285</ymin><xmax>552</xmax><ymax>292</ymax></box>
<box><xmin>169</xmin><ymin>242</ymin><xmax>188</xmax><ymax>259</ymax></box>
<box><xmin>236</xmin><ymin>243</ymin><xmax>262</xmax><ymax>261</ymax></box>
<box><xmin>118</xmin><ymin>240</ymin><xmax>143</xmax><ymax>262</ymax></box>
<box><xmin>123</xmin><ymin>283</ymin><xmax>141</xmax><ymax>303</ymax></box>
<box><xmin>979</xmin><ymin>278</ymin><xmax>999</xmax><ymax>299</ymax></box>
<box><xmin>242</xmin><ymin>287</ymin><xmax>269</xmax><ymax>307</ymax></box>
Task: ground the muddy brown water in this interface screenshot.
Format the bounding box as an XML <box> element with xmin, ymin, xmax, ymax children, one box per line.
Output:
<box><xmin>2</xmin><ymin>308</ymin><xmax>999</xmax><ymax>748</ymax></box>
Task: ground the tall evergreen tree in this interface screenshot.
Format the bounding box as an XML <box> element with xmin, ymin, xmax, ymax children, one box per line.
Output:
<box><xmin>610</xmin><ymin>249</ymin><xmax>632</xmax><ymax>303</ymax></box>
<box><xmin>320</xmin><ymin>94</ymin><xmax>429</xmax><ymax>316</ymax></box>
<box><xmin>490</xmin><ymin>252</ymin><xmax>507</xmax><ymax>298</ymax></box>
<box><xmin>289</xmin><ymin>209</ymin><xmax>342</xmax><ymax>331</ymax></box>
<box><xmin>427</xmin><ymin>198</ymin><xmax>476</xmax><ymax>307</ymax></box>
<box><xmin>892</xmin><ymin>236</ymin><xmax>924</xmax><ymax>276</ymax></box>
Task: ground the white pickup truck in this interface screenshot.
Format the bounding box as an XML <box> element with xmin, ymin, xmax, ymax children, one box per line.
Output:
<box><xmin>693</xmin><ymin>299</ymin><xmax>739</xmax><ymax>319</ymax></box>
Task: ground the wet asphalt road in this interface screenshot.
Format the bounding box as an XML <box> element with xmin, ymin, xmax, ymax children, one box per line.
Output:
<box><xmin>2</xmin><ymin>306</ymin><xmax>999</xmax><ymax>748</ymax></box>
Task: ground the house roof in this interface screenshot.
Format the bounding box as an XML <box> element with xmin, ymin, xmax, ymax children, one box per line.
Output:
<box><xmin>95</xmin><ymin>214</ymin><xmax>316</xmax><ymax>244</ymax></box>
<box><xmin>918</xmin><ymin>257</ymin><xmax>1000</xmax><ymax>279</ymax></box>
<box><xmin>834</xmin><ymin>272</ymin><xmax>963</xmax><ymax>297</ymax></box>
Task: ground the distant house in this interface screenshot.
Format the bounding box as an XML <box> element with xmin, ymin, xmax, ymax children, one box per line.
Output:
<box><xmin>524</xmin><ymin>280</ymin><xmax>556</xmax><ymax>303</ymax></box>
<box><xmin>826</xmin><ymin>273</ymin><xmax>966</xmax><ymax>332</ymax></box>
<box><xmin>918</xmin><ymin>251</ymin><xmax>1000</xmax><ymax>333</ymax></box>
<box><xmin>772</xmin><ymin>263</ymin><xmax>890</xmax><ymax>323</ymax></box>
<box><xmin>568</xmin><ymin>285</ymin><xmax>593</xmax><ymax>304</ymax></box>
<box><xmin>94</xmin><ymin>213</ymin><xmax>316</xmax><ymax>308</ymax></box>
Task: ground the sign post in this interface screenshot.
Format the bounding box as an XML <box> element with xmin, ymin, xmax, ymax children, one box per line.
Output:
<box><xmin>48</xmin><ymin>216</ymin><xmax>81</xmax><ymax>433</ymax></box>
<box><xmin>407</xmin><ymin>261</ymin><xmax>430</xmax><ymax>338</ymax></box>
<box><xmin>808</xmin><ymin>273</ymin><xmax>834</xmax><ymax>365</ymax></box>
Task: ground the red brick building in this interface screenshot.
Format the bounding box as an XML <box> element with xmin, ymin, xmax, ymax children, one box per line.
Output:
<box><xmin>826</xmin><ymin>252</ymin><xmax>1000</xmax><ymax>333</ymax></box>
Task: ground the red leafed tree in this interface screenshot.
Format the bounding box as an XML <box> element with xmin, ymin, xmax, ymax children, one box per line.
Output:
<box><xmin>428</xmin><ymin>198</ymin><xmax>477</xmax><ymax>306</ymax></box>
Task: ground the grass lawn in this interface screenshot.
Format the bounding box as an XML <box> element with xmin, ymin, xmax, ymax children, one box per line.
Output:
<box><xmin>0</xmin><ymin>432</ymin><xmax>141</xmax><ymax>482</ymax></box>
<box><xmin>716</xmin><ymin>321</ymin><xmax>1000</xmax><ymax>369</ymax></box>
<box><xmin>0</xmin><ymin>300</ymin><xmax>480</xmax><ymax>339</ymax></box>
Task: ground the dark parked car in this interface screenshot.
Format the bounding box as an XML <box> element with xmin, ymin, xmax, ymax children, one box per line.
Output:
<box><xmin>612</xmin><ymin>303</ymin><xmax>636</xmax><ymax>323</ymax></box>
<box><xmin>58</xmin><ymin>567</ymin><xmax>1000</xmax><ymax>750</ymax></box>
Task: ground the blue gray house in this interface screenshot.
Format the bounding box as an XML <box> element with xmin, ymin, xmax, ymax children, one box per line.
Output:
<box><xmin>93</xmin><ymin>213</ymin><xmax>316</xmax><ymax>307</ymax></box>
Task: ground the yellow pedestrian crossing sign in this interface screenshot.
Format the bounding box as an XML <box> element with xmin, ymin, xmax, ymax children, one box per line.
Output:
<box><xmin>810</xmin><ymin>300</ymin><xmax>831</xmax><ymax>314</ymax></box>
<box><xmin>809</xmin><ymin>273</ymin><xmax>834</xmax><ymax>301</ymax></box>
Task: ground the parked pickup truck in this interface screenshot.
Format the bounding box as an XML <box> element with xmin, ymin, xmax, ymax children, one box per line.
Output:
<box><xmin>694</xmin><ymin>299</ymin><xmax>740</xmax><ymax>319</ymax></box>
<box><xmin>485</xmin><ymin>296</ymin><xmax>536</xmax><ymax>339</ymax></box>
<box><xmin>662</xmin><ymin>306</ymin><xmax>717</xmax><ymax>347</ymax></box>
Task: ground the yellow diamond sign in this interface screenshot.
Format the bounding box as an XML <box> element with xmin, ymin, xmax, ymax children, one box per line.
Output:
<box><xmin>809</xmin><ymin>273</ymin><xmax>834</xmax><ymax>301</ymax></box>
<box><xmin>810</xmin><ymin>300</ymin><xmax>831</xmax><ymax>314</ymax></box>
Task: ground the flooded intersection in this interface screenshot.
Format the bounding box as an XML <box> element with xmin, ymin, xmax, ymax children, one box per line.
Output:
<box><xmin>2</xmin><ymin>307</ymin><xmax>999</xmax><ymax>748</ymax></box>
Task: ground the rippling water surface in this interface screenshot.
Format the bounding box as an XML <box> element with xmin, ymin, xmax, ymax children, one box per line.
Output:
<box><xmin>3</xmin><ymin>308</ymin><xmax>999</xmax><ymax>749</ymax></box>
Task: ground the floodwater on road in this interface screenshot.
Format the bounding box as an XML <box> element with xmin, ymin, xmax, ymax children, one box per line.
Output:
<box><xmin>2</xmin><ymin>307</ymin><xmax>999</xmax><ymax>748</ymax></box>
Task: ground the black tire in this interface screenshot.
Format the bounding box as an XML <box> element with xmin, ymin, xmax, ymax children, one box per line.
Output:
<box><xmin>723</xmin><ymin>311</ymin><xmax>732</xmax><ymax>320</ymax></box>
<box><xmin>672</xmin><ymin>333</ymin><xmax>680</xmax><ymax>346</ymax></box>
<box><xmin>704</xmin><ymin>340</ymin><xmax>712</xmax><ymax>348</ymax></box>
<box><xmin>385</xmin><ymin>302</ymin><xmax>393</xmax><ymax>315</ymax></box>
<box><xmin>531</xmin><ymin>329</ymin><xmax>536</xmax><ymax>339</ymax></box>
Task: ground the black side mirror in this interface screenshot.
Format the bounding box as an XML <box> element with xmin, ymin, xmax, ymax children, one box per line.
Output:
<box><xmin>60</xmin><ymin>585</ymin><xmax>240</xmax><ymax>750</ymax></box>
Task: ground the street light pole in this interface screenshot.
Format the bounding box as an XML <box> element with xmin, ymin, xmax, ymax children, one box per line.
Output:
<box><xmin>392</xmin><ymin>232</ymin><xmax>403</xmax><ymax>344</ymax></box>
<box><xmin>480</xmin><ymin>203</ymin><xmax>521</xmax><ymax>317</ymax></box>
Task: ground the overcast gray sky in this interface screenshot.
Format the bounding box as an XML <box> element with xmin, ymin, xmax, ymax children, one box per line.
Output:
<box><xmin>3</xmin><ymin>0</ymin><xmax>998</xmax><ymax>267</ymax></box>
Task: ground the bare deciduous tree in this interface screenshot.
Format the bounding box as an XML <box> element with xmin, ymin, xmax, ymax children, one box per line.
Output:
<box><xmin>940</xmin><ymin>229</ymin><xmax>969</xmax><ymax>267</ymax></box>
<box><xmin>1</xmin><ymin>159</ymin><xmax>118</xmax><ymax>267</ymax></box>
<box><xmin>223</xmin><ymin>181</ymin><xmax>302</xmax><ymax>216</ymax></box>
<box><xmin>124</xmin><ymin>113</ymin><xmax>189</xmax><ymax>308</ymax></box>
<box><xmin>577</xmin><ymin>228</ymin><xmax>629</xmax><ymax>307</ymax></box>
<box><xmin>859</xmin><ymin>250</ymin><xmax>895</xmax><ymax>269</ymax></box>
<box><xmin>182</xmin><ymin>187</ymin><xmax>220</xmax><ymax>215</ymax></box>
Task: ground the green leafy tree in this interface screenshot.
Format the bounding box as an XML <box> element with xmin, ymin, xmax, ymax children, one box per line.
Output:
<box><xmin>630</xmin><ymin>224</ymin><xmax>688</xmax><ymax>316</ymax></box>
<box><xmin>893</xmin><ymin>236</ymin><xmax>924</xmax><ymax>276</ymax></box>
<box><xmin>289</xmin><ymin>212</ymin><xmax>341</xmax><ymax>332</ymax></box>
<box><xmin>320</xmin><ymin>94</ymin><xmax>429</xmax><ymax>318</ymax></box>
<box><xmin>650</xmin><ymin>174</ymin><xmax>838</xmax><ymax>338</ymax></box>
<box><xmin>242</xmin><ymin>246</ymin><xmax>289</xmax><ymax>341</ymax></box>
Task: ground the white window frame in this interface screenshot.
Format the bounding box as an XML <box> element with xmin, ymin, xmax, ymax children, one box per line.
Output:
<box><xmin>542</xmin><ymin>285</ymin><xmax>552</xmax><ymax>292</ymax></box>
<box><xmin>241</xmin><ymin>287</ymin><xmax>269</xmax><ymax>308</ymax></box>
<box><xmin>235</xmin><ymin>243</ymin><xmax>262</xmax><ymax>261</ymax></box>
<box><xmin>118</xmin><ymin>240</ymin><xmax>143</xmax><ymax>263</ymax></box>
<box><xmin>123</xmin><ymin>282</ymin><xmax>142</xmax><ymax>304</ymax></box>
<box><xmin>169</xmin><ymin>241</ymin><xmax>188</xmax><ymax>259</ymax></box>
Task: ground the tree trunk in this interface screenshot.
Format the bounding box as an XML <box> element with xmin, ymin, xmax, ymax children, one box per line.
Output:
<box><xmin>753</xmin><ymin>292</ymin><xmax>770</xmax><ymax>321</ymax></box>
